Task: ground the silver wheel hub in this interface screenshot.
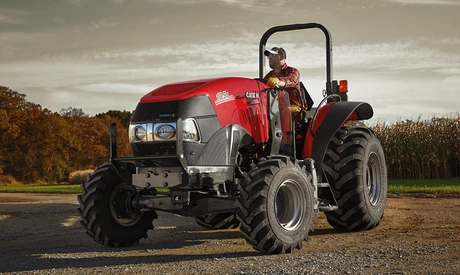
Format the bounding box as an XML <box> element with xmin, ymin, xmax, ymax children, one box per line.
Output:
<box><xmin>366</xmin><ymin>152</ymin><xmax>382</xmax><ymax>206</ymax></box>
<box><xmin>274</xmin><ymin>179</ymin><xmax>306</xmax><ymax>231</ymax></box>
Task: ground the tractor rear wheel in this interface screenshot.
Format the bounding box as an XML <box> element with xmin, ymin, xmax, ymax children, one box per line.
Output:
<box><xmin>194</xmin><ymin>213</ymin><xmax>240</xmax><ymax>229</ymax></box>
<box><xmin>322</xmin><ymin>126</ymin><xmax>387</xmax><ymax>231</ymax></box>
<box><xmin>237</xmin><ymin>156</ymin><xmax>314</xmax><ymax>254</ymax></box>
<box><xmin>78</xmin><ymin>163</ymin><xmax>157</xmax><ymax>247</ymax></box>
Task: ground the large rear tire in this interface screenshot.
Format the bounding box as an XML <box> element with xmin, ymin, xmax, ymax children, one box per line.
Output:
<box><xmin>237</xmin><ymin>156</ymin><xmax>315</xmax><ymax>254</ymax></box>
<box><xmin>322</xmin><ymin>126</ymin><xmax>387</xmax><ymax>231</ymax></box>
<box><xmin>194</xmin><ymin>213</ymin><xmax>240</xmax><ymax>230</ymax></box>
<box><xmin>77</xmin><ymin>163</ymin><xmax>158</xmax><ymax>247</ymax></box>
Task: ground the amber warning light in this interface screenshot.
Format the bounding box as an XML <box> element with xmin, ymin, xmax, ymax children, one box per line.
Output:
<box><xmin>339</xmin><ymin>80</ymin><xmax>348</xmax><ymax>93</ymax></box>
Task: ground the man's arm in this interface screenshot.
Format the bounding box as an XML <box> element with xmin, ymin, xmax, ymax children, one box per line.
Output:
<box><xmin>278</xmin><ymin>67</ymin><xmax>300</xmax><ymax>88</ymax></box>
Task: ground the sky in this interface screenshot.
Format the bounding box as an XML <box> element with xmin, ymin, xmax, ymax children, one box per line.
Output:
<box><xmin>1</xmin><ymin>0</ymin><xmax>459</xmax><ymax>123</ymax></box>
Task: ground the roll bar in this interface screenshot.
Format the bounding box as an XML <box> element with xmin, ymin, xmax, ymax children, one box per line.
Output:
<box><xmin>259</xmin><ymin>23</ymin><xmax>333</xmax><ymax>95</ymax></box>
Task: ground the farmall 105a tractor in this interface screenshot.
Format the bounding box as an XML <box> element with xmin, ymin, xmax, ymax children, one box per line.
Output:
<box><xmin>78</xmin><ymin>23</ymin><xmax>387</xmax><ymax>254</ymax></box>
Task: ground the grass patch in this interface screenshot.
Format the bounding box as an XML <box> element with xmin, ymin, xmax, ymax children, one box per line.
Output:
<box><xmin>0</xmin><ymin>179</ymin><xmax>459</xmax><ymax>195</ymax></box>
<box><xmin>0</xmin><ymin>183</ymin><xmax>81</xmax><ymax>194</ymax></box>
<box><xmin>388</xmin><ymin>178</ymin><xmax>460</xmax><ymax>194</ymax></box>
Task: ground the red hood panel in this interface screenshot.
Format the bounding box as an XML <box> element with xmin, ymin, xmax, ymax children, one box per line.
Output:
<box><xmin>139</xmin><ymin>77</ymin><xmax>269</xmax><ymax>144</ymax></box>
<box><xmin>140</xmin><ymin>77</ymin><xmax>258</xmax><ymax>103</ymax></box>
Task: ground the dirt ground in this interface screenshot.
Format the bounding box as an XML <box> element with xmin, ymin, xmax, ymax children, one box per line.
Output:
<box><xmin>0</xmin><ymin>193</ymin><xmax>459</xmax><ymax>275</ymax></box>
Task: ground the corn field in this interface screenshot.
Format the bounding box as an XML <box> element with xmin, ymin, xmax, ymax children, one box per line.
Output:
<box><xmin>372</xmin><ymin>115</ymin><xmax>460</xmax><ymax>179</ymax></box>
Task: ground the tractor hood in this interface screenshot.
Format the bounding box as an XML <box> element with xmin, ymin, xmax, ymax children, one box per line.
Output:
<box><xmin>136</xmin><ymin>76</ymin><xmax>269</xmax><ymax>145</ymax></box>
<box><xmin>140</xmin><ymin>77</ymin><xmax>263</xmax><ymax>103</ymax></box>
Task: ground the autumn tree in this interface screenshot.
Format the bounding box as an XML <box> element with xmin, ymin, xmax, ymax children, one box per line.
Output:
<box><xmin>95</xmin><ymin>110</ymin><xmax>133</xmax><ymax>128</ymax></box>
<box><xmin>0</xmin><ymin>87</ymin><xmax>131</xmax><ymax>183</ymax></box>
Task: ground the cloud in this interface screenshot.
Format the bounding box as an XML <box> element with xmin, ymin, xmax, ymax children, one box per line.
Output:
<box><xmin>212</xmin><ymin>22</ymin><xmax>244</xmax><ymax>28</ymax></box>
<box><xmin>433</xmin><ymin>38</ymin><xmax>460</xmax><ymax>46</ymax></box>
<box><xmin>29</xmin><ymin>34</ymin><xmax>460</xmax><ymax>82</ymax></box>
<box><xmin>344</xmin><ymin>72</ymin><xmax>460</xmax><ymax>124</ymax></box>
<box><xmin>148</xmin><ymin>0</ymin><xmax>261</xmax><ymax>5</ymax></box>
<box><xmin>91</xmin><ymin>18</ymin><xmax>118</xmax><ymax>29</ymax></box>
<box><xmin>30</xmin><ymin>88</ymin><xmax>142</xmax><ymax>114</ymax></box>
<box><xmin>76</xmin><ymin>82</ymin><xmax>154</xmax><ymax>94</ymax></box>
<box><xmin>281</xmin><ymin>39</ymin><xmax>460</xmax><ymax>76</ymax></box>
<box><xmin>384</xmin><ymin>0</ymin><xmax>460</xmax><ymax>5</ymax></box>
<box><xmin>145</xmin><ymin>0</ymin><xmax>290</xmax><ymax>13</ymax></box>
<box><xmin>63</xmin><ymin>0</ymin><xmax>84</xmax><ymax>7</ymax></box>
<box><xmin>433</xmin><ymin>68</ymin><xmax>460</xmax><ymax>75</ymax></box>
<box><xmin>148</xmin><ymin>18</ymin><xmax>162</xmax><ymax>25</ymax></box>
<box><xmin>0</xmin><ymin>8</ymin><xmax>30</xmax><ymax>25</ymax></box>
<box><xmin>49</xmin><ymin>16</ymin><xmax>66</xmax><ymax>24</ymax></box>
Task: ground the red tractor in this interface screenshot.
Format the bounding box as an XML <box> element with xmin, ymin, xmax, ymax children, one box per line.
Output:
<box><xmin>78</xmin><ymin>23</ymin><xmax>387</xmax><ymax>254</ymax></box>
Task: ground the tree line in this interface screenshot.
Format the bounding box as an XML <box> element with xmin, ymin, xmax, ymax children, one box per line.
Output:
<box><xmin>1</xmin><ymin>86</ymin><xmax>459</xmax><ymax>183</ymax></box>
<box><xmin>0</xmin><ymin>86</ymin><xmax>131</xmax><ymax>183</ymax></box>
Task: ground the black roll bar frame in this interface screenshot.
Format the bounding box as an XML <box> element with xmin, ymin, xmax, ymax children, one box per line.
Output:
<box><xmin>258</xmin><ymin>23</ymin><xmax>333</xmax><ymax>95</ymax></box>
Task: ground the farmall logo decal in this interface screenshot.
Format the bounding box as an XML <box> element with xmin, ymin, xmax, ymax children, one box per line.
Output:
<box><xmin>215</xmin><ymin>91</ymin><xmax>235</xmax><ymax>106</ymax></box>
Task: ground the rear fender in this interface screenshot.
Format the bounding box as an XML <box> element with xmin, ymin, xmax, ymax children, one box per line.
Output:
<box><xmin>302</xmin><ymin>102</ymin><xmax>373</xmax><ymax>175</ymax></box>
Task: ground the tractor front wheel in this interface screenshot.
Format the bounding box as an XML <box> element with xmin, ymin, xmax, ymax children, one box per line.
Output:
<box><xmin>78</xmin><ymin>163</ymin><xmax>158</xmax><ymax>247</ymax></box>
<box><xmin>237</xmin><ymin>156</ymin><xmax>315</xmax><ymax>254</ymax></box>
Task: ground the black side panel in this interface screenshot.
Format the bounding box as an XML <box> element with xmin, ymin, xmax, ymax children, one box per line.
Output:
<box><xmin>195</xmin><ymin>117</ymin><xmax>221</xmax><ymax>143</ymax></box>
<box><xmin>200</xmin><ymin>127</ymin><xmax>228</xmax><ymax>165</ymax></box>
<box><xmin>197</xmin><ymin>125</ymin><xmax>253</xmax><ymax>166</ymax></box>
<box><xmin>311</xmin><ymin>102</ymin><xmax>373</xmax><ymax>177</ymax></box>
<box><xmin>131</xmin><ymin>95</ymin><xmax>216</xmax><ymax>123</ymax></box>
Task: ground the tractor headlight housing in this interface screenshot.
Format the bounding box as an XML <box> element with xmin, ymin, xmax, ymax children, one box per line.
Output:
<box><xmin>181</xmin><ymin>119</ymin><xmax>200</xmax><ymax>142</ymax></box>
<box><xmin>129</xmin><ymin>119</ymin><xmax>200</xmax><ymax>143</ymax></box>
<box><xmin>131</xmin><ymin>124</ymin><xmax>148</xmax><ymax>141</ymax></box>
<box><xmin>154</xmin><ymin>124</ymin><xmax>176</xmax><ymax>140</ymax></box>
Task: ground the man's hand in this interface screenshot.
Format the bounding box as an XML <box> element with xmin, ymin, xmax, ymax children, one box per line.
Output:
<box><xmin>267</xmin><ymin>77</ymin><xmax>280</xmax><ymax>88</ymax></box>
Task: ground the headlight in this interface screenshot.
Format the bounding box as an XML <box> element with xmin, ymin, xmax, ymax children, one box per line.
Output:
<box><xmin>129</xmin><ymin>119</ymin><xmax>200</xmax><ymax>143</ymax></box>
<box><xmin>154</xmin><ymin>124</ymin><xmax>176</xmax><ymax>140</ymax></box>
<box><xmin>182</xmin><ymin>119</ymin><xmax>200</xmax><ymax>142</ymax></box>
<box><xmin>130</xmin><ymin>124</ymin><xmax>147</xmax><ymax>142</ymax></box>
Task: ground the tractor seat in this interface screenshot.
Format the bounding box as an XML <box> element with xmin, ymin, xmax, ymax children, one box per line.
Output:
<box><xmin>300</xmin><ymin>82</ymin><xmax>314</xmax><ymax>111</ymax></box>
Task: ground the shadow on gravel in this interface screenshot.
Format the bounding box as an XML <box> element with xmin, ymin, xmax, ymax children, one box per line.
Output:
<box><xmin>0</xmin><ymin>202</ymin><xmax>258</xmax><ymax>273</ymax></box>
<box><xmin>309</xmin><ymin>228</ymin><xmax>345</xmax><ymax>236</ymax></box>
<box><xmin>0</xmin><ymin>251</ymin><xmax>261</xmax><ymax>273</ymax></box>
<box><xmin>1</xmin><ymin>200</ymin><xmax>348</xmax><ymax>273</ymax></box>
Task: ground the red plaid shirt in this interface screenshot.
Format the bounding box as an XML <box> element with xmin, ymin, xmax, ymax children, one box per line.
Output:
<box><xmin>264</xmin><ymin>63</ymin><xmax>301</xmax><ymax>108</ymax></box>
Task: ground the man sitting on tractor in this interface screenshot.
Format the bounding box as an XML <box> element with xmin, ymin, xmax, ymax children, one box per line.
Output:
<box><xmin>263</xmin><ymin>47</ymin><xmax>301</xmax><ymax>155</ymax></box>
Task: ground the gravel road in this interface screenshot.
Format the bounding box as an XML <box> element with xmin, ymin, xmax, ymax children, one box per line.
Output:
<box><xmin>0</xmin><ymin>193</ymin><xmax>459</xmax><ymax>274</ymax></box>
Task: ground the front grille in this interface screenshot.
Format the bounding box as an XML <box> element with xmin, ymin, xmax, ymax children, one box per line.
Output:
<box><xmin>131</xmin><ymin>142</ymin><xmax>176</xmax><ymax>157</ymax></box>
<box><xmin>130</xmin><ymin>142</ymin><xmax>182</xmax><ymax>167</ymax></box>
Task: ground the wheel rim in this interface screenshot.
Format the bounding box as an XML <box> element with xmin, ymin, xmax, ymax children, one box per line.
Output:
<box><xmin>109</xmin><ymin>183</ymin><xmax>142</xmax><ymax>226</ymax></box>
<box><xmin>274</xmin><ymin>179</ymin><xmax>306</xmax><ymax>231</ymax></box>
<box><xmin>366</xmin><ymin>152</ymin><xmax>382</xmax><ymax>206</ymax></box>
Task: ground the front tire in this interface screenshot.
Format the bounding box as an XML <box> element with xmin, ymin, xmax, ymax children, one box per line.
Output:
<box><xmin>77</xmin><ymin>163</ymin><xmax>158</xmax><ymax>247</ymax></box>
<box><xmin>237</xmin><ymin>156</ymin><xmax>315</xmax><ymax>254</ymax></box>
<box><xmin>322</xmin><ymin>126</ymin><xmax>387</xmax><ymax>231</ymax></box>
